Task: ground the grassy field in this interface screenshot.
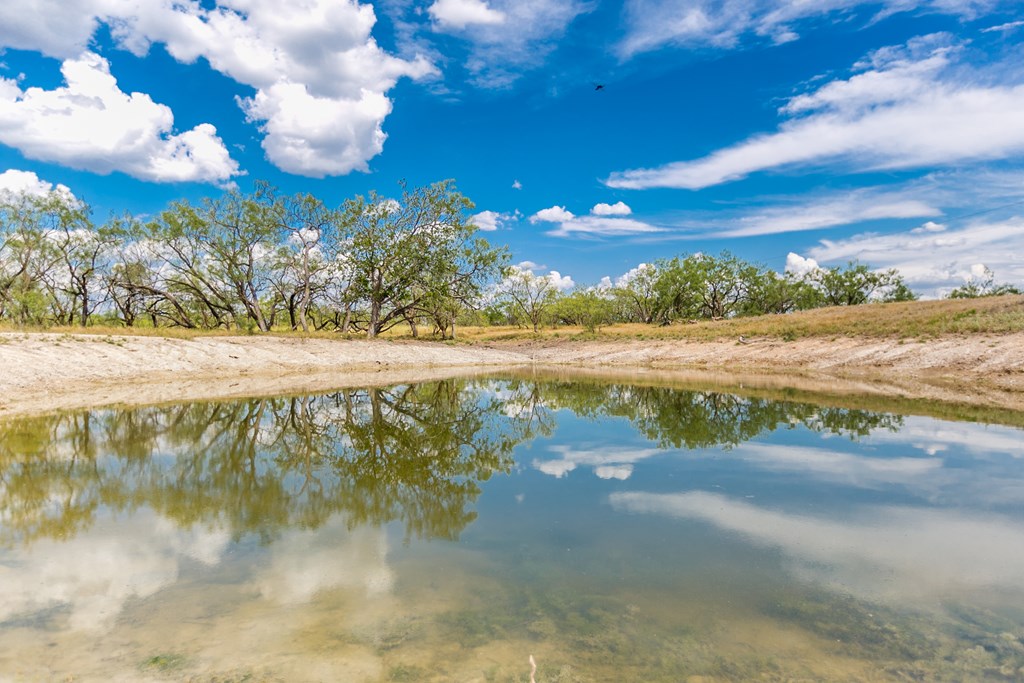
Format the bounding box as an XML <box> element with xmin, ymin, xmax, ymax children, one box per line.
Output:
<box><xmin>3</xmin><ymin>294</ymin><xmax>1023</xmax><ymax>343</ymax></box>
<box><xmin>459</xmin><ymin>294</ymin><xmax>1024</xmax><ymax>343</ymax></box>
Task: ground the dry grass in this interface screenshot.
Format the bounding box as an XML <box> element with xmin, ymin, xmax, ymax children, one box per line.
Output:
<box><xmin>2</xmin><ymin>295</ymin><xmax>1022</xmax><ymax>343</ymax></box>
<box><xmin>455</xmin><ymin>295</ymin><xmax>1024</xmax><ymax>343</ymax></box>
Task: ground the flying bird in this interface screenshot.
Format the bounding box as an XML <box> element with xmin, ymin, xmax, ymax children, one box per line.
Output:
<box><xmin>594</xmin><ymin>83</ymin><xmax>605</xmax><ymax>91</ymax></box>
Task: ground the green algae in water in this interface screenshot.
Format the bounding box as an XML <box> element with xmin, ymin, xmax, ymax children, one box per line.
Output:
<box><xmin>0</xmin><ymin>377</ymin><xmax>1023</xmax><ymax>681</ymax></box>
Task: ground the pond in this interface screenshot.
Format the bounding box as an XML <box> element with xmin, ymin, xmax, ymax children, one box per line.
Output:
<box><xmin>2</xmin><ymin>374</ymin><xmax>1024</xmax><ymax>682</ymax></box>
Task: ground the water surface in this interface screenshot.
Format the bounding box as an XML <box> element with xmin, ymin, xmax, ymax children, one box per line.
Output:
<box><xmin>2</xmin><ymin>376</ymin><xmax>1023</xmax><ymax>681</ymax></box>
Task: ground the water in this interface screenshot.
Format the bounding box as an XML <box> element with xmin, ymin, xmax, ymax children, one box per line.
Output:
<box><xmin>2</xmin><ymin>375</ymin><xmax>1024</xmax><ymax>681</ymax></box>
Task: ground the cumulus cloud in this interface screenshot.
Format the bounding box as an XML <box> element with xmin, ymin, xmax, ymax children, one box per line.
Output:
<box><xmin>0</xmin><ymin>169</ymin><xmax>75</xmax><ymax>199</ymax></box>
<box><xmin>470</xmin><ymin>209</ymin><xmax>507</xmax><ymax>231</ymax></box>
<box><xmin>618</xmin><ymin>0</ymin><xmax>1003</xmax><ymax>58</ymax></box>
<box><xmin>801</xmin><ymin>216</ymin><xmax>1024</xmax><ymax>296</ymax></box>
<box><xmin>0</xmin><ymin>0</ymin><xmax>436</xmax><ymax>179</ymax></box>
<box><xmin>547</xmin><ymin>269</ymin><xmax>575</xmax><ymax>290</ymax></box>
<box><xmin>591</xmin><ymin>201</ymin><xmax>632</xmax><ymax>216</ymax></box>
<box><xmin>606</xmin><ymin>34</ymin><xmax>1024</xmax><ymax>189</ymax></box>
<box><xmin>429</xmin><ymin>0</ymin><xmax>506</xmax><ymax>29</ymax></box>
<box><xmin>530</xmin><ymin>205</ymin><xmax>575</xmax><ymax>223</ymax></box>
<box><xmin>0</xmin><ymin>52</ymin><xmax>239</xmax><ymax>184</ymax></box>
<box><xmin>784</xmin><ymin>252</ymin><xmax>820</xmax><ymax>277</ymax></box>
<box><xmin>512</xmin><ymin>179</ymin><xmax>522</xmax><ymax>189</ymax></box>
<box><xmin>530</xmin><ymin>203</ymin><xmax>663</xmax><ymax>238</ymax></box>
<box><xmin>502</xmin><ymin>263</ymin><xmax>575</xmax><ymax>291</ymax></box>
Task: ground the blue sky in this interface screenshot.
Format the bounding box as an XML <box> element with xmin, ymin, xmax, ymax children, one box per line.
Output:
<box><xmin>1</xmin><ymin>0</ymin><xmax>1023</xmax><ymax>296</ymax></box>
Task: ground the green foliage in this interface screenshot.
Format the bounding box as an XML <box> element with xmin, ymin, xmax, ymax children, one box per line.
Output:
<box><xmin>554</xmin><ymin>289</ymin><xmax>615</xmax><ymax>331</ymax></box>
<box><xmin>948</xmin><ymin>267</ymin><xmax>1022</xmax><ymax>299</ymax></box>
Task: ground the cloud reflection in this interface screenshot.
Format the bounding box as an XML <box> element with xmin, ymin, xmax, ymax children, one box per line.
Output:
<box><xmin>0</xmin><ymin>512</ymin><xmax>229</xmax><ymax>632</ymax></box>
<box><xmin>611</xmin><ymin>491</ymin><xmax>1024</xmax><ymax>604</ymax></box>
<box><xmin>532</xmin><ymin>444</ymin><xmax>662</xmax><ymax>480</ymax></box>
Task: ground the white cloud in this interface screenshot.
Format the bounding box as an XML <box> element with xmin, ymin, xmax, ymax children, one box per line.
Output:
<box><xmin>533</xmin><ymin>444</ymin><xmax>662</xmax><ymax>480</ymax></box>
<box><xmin>0</xmin><ymin>0</ymin><xmax>437</xmax><ymax>179</ymax></box>
<box><xmin>0</xmin><ymin>169</ymin><xmax>74</xmax><ymax>200</ymax></box>
<box><xmin>981</xmin><ymin>19</ymin><xmax>1024</xmax><ymax>32</ymax></box>
<box><xmin>784</xmin><ymin>252</ymin><xmax>820</xmax><ymax>277</ymax></box>
<box><xmin>0</xmin><ymin>52</ymin><xmax>239</xmax><ymax>184</ymax></box>
<box><xmin>470</xmin><ymin>209</ymin><xmax>506</xmax><ymax>231</ymax></box>
<box><xmin>530</xmin><ymin>205</ymin><xmax>575</xmax><ymax>223</ymax></box>
<box><xmin>512</xmin><ymin>179</ymin><xmax>522</xmax><ymax>189</ymax></box>
<box><xmin>802</xmin><ymin>216</ymin><xmax>1024</xmax><ymax>296</ymax></box>
<box><xmin>0</xmin><ymin>510</ymin><xmax>228</xmax><ymax>633</ymax></box>
<box><xmin>606</xmin><ymin>35</ymin><xmax>1024</xmax><ymax>190</ymax></box>
<box><xmin>611</xmin><ymin>490</ymin><xmax>1024</xmax><ymax>604</ymax></box>
<box><xmin>591</xmin><ymin>201</ymin><xmax>632</xmax><ymax>216</ymax></box>
<box><xmin>546</xmin><ymin>216</ymin><xmax>665</xmax><ymax>238</ymax></box>
<box><xmin>516</xmin><ymin>259</ymin><xmax>545</xmax><ymax>271</ymax></box>
<box><xmin>530</xmin><ymin>203</ymin><xmax>663</xmax><ymax>238</ymax></box>
<box><xmin>428</xmin><ymin>0</ymin><xmax>506</xmax><ymax>29</ymax></box>
<box><xmin>618</xmin><ymin>0</ymin><xmax>1003</xmax><ymax>58</ymax></box>
<box><xmin>615</xmin><ymin>262</ymin><xmax>654</xmax><ymax>287</ymax></box>
<box><xmin>427</xmin><ymin>0</ymin><xmax>589</xmax><ymax>87</ymax></box>
<box><xmin>912</xmin><ymin>220</ymin><xmax>947</xmax><ymax>234</ymax></box>
<box><xmin>547</xmin><ymin>269</ymin><xmax>575</xmax><ymax>290</ymax></box>
<box><xmin>711</xmin><ymin>192</ymin><xmax>941</xmax><ymax>238</ymax></box>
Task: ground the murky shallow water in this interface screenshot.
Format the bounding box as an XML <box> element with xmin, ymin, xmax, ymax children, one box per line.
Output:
<box><xmin>2</xmin><ymin>376</ymin><xmax>1024</xmax><ymax>682</ymax></box>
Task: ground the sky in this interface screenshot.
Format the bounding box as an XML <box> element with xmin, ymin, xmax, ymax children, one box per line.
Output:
<box><xmin>1</xmin><ymin>0</ymin><xmax>1023</xmax><ymax>297</ymax></box>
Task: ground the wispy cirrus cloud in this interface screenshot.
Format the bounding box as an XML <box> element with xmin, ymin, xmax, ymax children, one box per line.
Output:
<box><xmin>426</xmin><ymin>0</ymin><xmax>591</xmax><ymax>88</ymax></box>
<box><xmin>617</xmin><ymin>0</ymin><xmax>1007</xmax><ymax>58</ymax></box>
<box><xmin>606</xmin><ymin>34</ymin><xmax>1024</xmax><ymax>190</ymax></box>
<box><xmin>803</xmin><ymin>215</ymin><xmax>1024</xmax><ymax>294</ymax></box>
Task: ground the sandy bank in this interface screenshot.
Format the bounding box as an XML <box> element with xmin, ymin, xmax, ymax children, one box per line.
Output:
<box><xmin>1</xmin><ymin>332</ymin><xmax>1022</xmax><ymax>417</ymax></box>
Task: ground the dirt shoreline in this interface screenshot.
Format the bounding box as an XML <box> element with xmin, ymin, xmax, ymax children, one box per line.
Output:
<box><xmin>1</xmin><ymin>331</ymin><xmax>1022</xmax><ymax>418</ymax></box>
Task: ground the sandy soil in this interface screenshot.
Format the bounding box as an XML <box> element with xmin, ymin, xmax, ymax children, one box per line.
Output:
<box><xmin>1</xmin><ymin>331</ymin><xmax>1022</xmax><ymax>417</ymax></box>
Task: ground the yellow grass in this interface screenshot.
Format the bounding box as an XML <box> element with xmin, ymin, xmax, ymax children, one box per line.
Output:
<box><xmin>454</xmin><ymin>294</ymin><xmax>1024</xmax><ymax>343</ymax></box>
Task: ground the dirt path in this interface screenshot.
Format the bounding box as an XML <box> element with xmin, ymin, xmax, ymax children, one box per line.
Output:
<box><xmin>1</xmin><ymin>332</ymin><xmax>1022</xmax><ymax>417</ymax></box>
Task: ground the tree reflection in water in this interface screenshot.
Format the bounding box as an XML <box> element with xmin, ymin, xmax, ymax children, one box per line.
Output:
<box><xmin>0</xmin><ymin>377</ymin><xmax>901</xmax><ymax>547</ymax></box>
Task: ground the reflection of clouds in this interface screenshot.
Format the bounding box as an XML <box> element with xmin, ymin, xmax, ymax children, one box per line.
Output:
<box><xmin>532</xmin><ymin>445</ymin><xmax>662</xmax><ymax>481</ymax></box>
<box><xmin>611</xmin><ymin>491</ymin><xmax>1024</xmax><ymax>603</ymax></box>
<box><xmin>595</xmin><ymin>465</ymin><xmax>634</xmax><ymax>480</ymax></box>
<box><xmin>733</xmin><ymin>443</ymin><xmax>941</xmax><ymax>487</ymax></box>
<box><xmin>0</xmin><ymin>512</ymin><xmax>229</xmax><ymax>632</ymax></box>
<box><xmin>255</xmin><ymin>517</ymin><xmax>393</xmax><ymax>604</ymax></box>
<box><xmin>868</xmin><ymin>418</ymin><xmax>1024</xmax><ymax>459</ymax></box>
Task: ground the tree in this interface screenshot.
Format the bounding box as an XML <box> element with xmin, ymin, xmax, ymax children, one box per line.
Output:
<box><xmin>804</xmin><ymin>261</ymin><xmax>913</xmax><ymax>306</ymax></box>
<box><xmin>948</xmin><ymin>267</ymin><xmax>1021</xmax><ymax>299</ymax></box>
<box><xmin>144</xmin><ymin>183</ymin><xmax>284</xmax><ymax>331</ymax></box>
<box><xmin>554</xmin><ymin>288</ymin><xmax>615</xmax><ymax>332</ymax></box>
<box><xmin>342</xmin><ymin>180</ymin><xmax>505</xmax><ymax>338</ymax></box>
<box><xmin>0</xmin><ymin>191</ymin><xmax>62</xmax><ymax>325</ymax></box>
<box><xmin>497</xmin><ymin>266</ymin><xmax>561</xmax><ymax>332</ymax></box>
<box><xmin>612</xmin><ymin>263</ymin><xmax>661</xmax><ymax>323</ymax></box>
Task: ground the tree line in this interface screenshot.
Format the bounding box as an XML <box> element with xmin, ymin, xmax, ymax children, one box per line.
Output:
<box><xmin>4</xmin><ymin>179</ymin><xmax>1003</xmax><ymax>337</ymax></box>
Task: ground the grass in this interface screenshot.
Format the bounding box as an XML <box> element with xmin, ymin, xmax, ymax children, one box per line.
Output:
<box><xmin>1</xmin><ymin>295</ymin><xmax>1022</xmax><ymax>343</ymax></box>
<box><xmin>457</xmin><ymin>295</ymin><xmax>1024</xmax><ymax>343</ymax></box>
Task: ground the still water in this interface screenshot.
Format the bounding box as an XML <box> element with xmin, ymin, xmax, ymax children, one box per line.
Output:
<box><xmin>2</xmin><ymin>375</ymin><xmax>1024</xmax><ymax>682</ymax></box>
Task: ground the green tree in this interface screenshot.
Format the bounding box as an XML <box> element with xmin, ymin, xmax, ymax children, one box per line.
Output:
<box><xmin>554</xmin><ymin>288</ymin><xmax>615</xmax><ymax>332</ymax></box>
<box><xmin>948</xmin><ymin>267</ymin><xmax>1021</xmax><ymax>299</ymax></box>
<box><xmin>342</xmin><ymin>180</ymin><xmax>504</xmax><ymax>338</ymax></box>
<box><xmin>497</xmin><ymin>266</ymin><xmax>562</xmax><ymax>332</ymax></box>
